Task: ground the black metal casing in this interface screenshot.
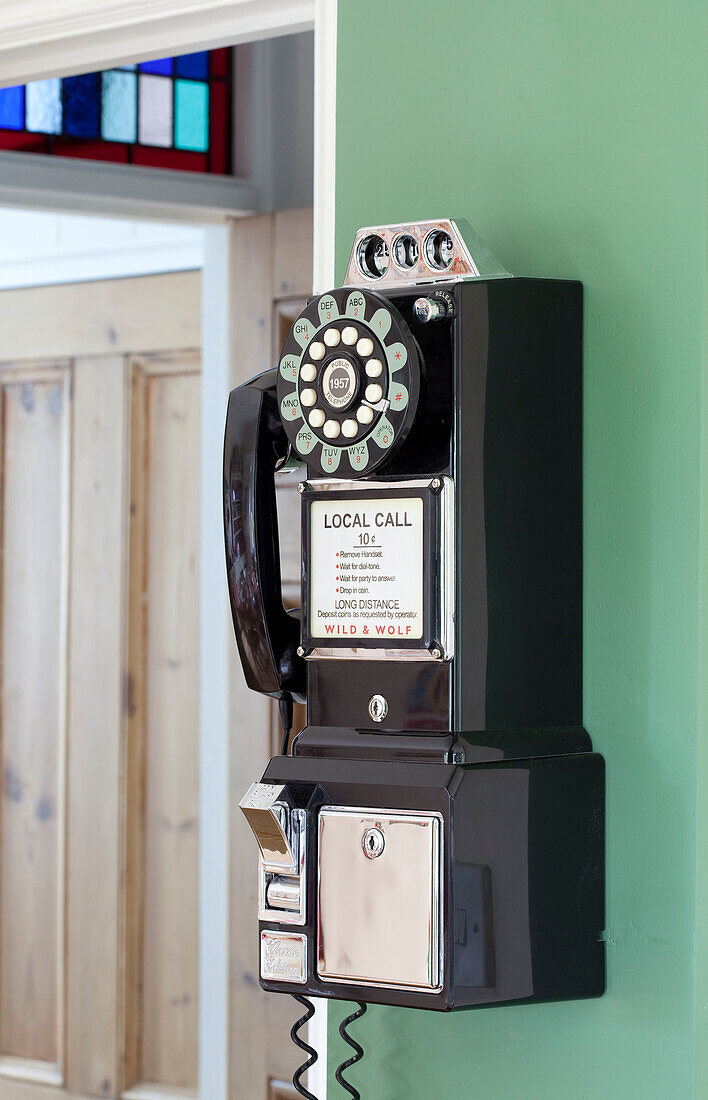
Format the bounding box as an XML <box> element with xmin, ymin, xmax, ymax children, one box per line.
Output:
<box><xmin>260</xmin><ymin>747</ymin><xmax>605</xmax><ymax>1011</ymax></box>
<box><xmin>305</xmin><ymin>278</ymin><xmax>584</xmax><ymax>736</ymax></box>
<box><xmin>227</xmin><ymin>271</ymin><xmax>606</xmax><ymax>1015</ymax></box>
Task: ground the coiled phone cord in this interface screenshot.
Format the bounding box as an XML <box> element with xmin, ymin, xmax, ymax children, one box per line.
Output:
<box><xmin>291</xmin><ymin>994</ymin><xmax>319</xmax><ymax>1099</ymax></box>
<box><xmin>290</xmin><ymin>996</ymin><xmax>367</xmax><ymax>1099</ymax></box>
<box><xmin>335</xmin><ymin>1001</ymin><xmax>367</xmax><ymax>1099</ymax></box>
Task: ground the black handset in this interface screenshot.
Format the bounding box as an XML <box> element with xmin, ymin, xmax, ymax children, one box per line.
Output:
<box><xmin>223</xmin><ymin>368</ymin><xmax>305</xmax><ymax>706</ymax></box>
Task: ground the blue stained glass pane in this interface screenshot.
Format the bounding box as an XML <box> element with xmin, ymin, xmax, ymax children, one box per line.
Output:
<box><xmin>174</xmin><ymin>80</ymin><xmax>209</xmax><ymax>152</ymax></box>
<box><xmin>175</xmin><ymin>51</ymin><xmax>209</xmax><ymax>80</ymax></box>
<box><xmin>101</xmin><ymin>71</ymin><xmax>137</xmax><ymax>142</ymax></box>
<box><xmin>0</xmin><ymin>86</ymin><xmax>24</xmax><ymax>130</ymax></box>
<box><xmin>63</xmin><ymin>74</ymin><xmax>101</xmax><ymax>138</ymax></box>
<box><xmin>139</xmin><ymin>57</ymin><xmax>173</xmax><ymax>75</ymax></box>
<box><xmin>26</xmin><ymin>79</ymin><xmax>62</xmax><ymax>134</ymax></box>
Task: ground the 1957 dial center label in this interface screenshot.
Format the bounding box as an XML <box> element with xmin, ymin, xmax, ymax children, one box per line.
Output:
<box><xmin>309</xmin><ymin>497</ymin><xmax>424</xmax><ymax>640</ymax></box>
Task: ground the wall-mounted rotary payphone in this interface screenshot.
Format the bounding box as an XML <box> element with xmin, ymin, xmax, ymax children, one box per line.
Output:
<box><xmin>224</xmin><ymin>219</ymin><xmax>605</xmax><ymax>1099</ymax></box>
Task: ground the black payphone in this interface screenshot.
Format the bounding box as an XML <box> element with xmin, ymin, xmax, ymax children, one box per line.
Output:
<box><xmin>224</xmin><ymin>219</ymin><xmax>605</xmax><ymax>1098</ymax></box>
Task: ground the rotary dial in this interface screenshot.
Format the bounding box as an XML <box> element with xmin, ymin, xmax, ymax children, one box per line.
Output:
<box><xmin>276</xmin><ymin>288</ymin><xmax>420</xmax><ymax>477</ymax></box>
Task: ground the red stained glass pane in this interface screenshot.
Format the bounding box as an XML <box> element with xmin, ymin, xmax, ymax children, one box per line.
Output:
<box><xmin>209</xmin><ymin>80</ymin><xmax>228</xmax><ymax>174</ymax></box>
<box><xmin>52</xmin><ymin>138</ymin><xmax>130</xmax><ymax>163</ymax></box>
<box><xmin>210</xmin><ymin>48</ymin><xmax>230</xmax><ymax>78</ymax></box>
<box><xmin>132</xmin><ymin>146</ymin><xmax>208</xmax><ymax>172</ymax></box>
<box><xmin>0</xmin><ymin>130</ymin><xmax>48</xmax><ymax>151</ymax></box>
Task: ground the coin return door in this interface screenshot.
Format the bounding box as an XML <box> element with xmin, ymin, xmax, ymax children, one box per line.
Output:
<box><xmin>317</xmin><ymin>808</ymin><xmax>443</xmax><ymax>993</ymax></box>
<box><xmin>240</xmin><ymin>782</ymin><xmax>307</xmax><ymax>926</ymax></box>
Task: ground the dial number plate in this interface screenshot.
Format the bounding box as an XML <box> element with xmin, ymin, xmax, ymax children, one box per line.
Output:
<box><xmin>276</xmin><ymin>288</ymin><xmax>420</xmax><ymax>478</ymax></box>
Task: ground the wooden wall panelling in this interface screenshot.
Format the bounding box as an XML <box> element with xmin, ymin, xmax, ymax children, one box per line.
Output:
<box><xmin>273</xmin><ymin>208</ymin><xmax>314</xmax><ymax>299</ymax></box>
<box><xmin>228</xmin><ymin>209</ymin><xmax>312</xmax><ymax>1100</ymax></box>
<box><xmin>0</xmin><ymin>273</ymin><xmax>201</xmax><ymax>365</ymax></box>
<box><xmin>65</xmin><ymin>356</ymin><xmax>129</xmax><ymax>1097</ymax></box>
<box><xmin>141</xmin><ymin>356</ymin><xmax>201</xmax><ymax>1091</ymax></box>
<box><xmin>0</xmin><ymin>367</ymin><xmax>71</xmax><ymax>1086</ymax></box>
<box><xmin>125</xmin><ymin>353</ymin><xmax>201</xmax><ymax>1097</ymax></box>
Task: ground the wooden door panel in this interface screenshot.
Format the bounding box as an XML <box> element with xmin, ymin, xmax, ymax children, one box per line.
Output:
<box><xmin>65</xmin><ymin>356</ymin><xmax>129</xmax><ymax>1097</ymax></box>
<box><xmin>0</xmin><ymin>272</ymin><xmax>203</xmax><ymax>1100</ymax></box>
<box><xmin>0</xmin><ymin>371</ymin><xmax>70</xmax><ymax>1073</ymax></box>
<box><xmin>139</xmin><ymin>362</ymin><xmax>200</xmax><ymax>1091</ymax></box>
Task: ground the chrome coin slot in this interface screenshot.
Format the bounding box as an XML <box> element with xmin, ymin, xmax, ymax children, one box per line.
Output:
<box><xmin>356</xmin><ymin>234</ymin><xmax>389</xmax><ymax>279</ymax></box>
<box><xmin>392</xmin><ymin>233</ymin><xmax>419</xmax><ymax>270</ymax></box>
<box><xmin>423</xmin><ymin>229</ymin><xmax>455</xmax><ymax>271</ymax></box>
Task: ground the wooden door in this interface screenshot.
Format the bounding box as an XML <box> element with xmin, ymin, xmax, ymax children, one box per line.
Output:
<box><xmin>0</xmin><ymin>273</ymin><xmax>202</xmax><ymax>1099</ymax></box>
<box><xmin>228</xmin><ymin>208</ymin><xmax>313</xmax><ymax>1100</ymax></box>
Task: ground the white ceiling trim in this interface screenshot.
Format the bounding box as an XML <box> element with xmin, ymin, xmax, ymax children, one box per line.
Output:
<box><xmin>0</xmin><ymin>0</ymin><xmax>315</xmax><ymax>85</ymax></box>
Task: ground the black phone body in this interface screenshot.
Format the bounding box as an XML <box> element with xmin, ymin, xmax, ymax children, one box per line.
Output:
<box><xmin>225</xmin><ymin>220</ymin><xmax>605</xmax><ymax>1016</ymax></box>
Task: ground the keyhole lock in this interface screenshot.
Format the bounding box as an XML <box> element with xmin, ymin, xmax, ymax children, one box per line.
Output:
<box><xmin>368</xmin><ymin>694</ymin><xmax>388</xmax><ymax>723</ymax></box>
<box><xmin>362</xmin><ymin>826</ymin><xmax>385</xmax><ymax>859</ymax></box>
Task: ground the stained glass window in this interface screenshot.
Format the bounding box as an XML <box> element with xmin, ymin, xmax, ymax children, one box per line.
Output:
<box><xmin>0</xmin><ymin>49</ymin><xmax>231</xmax><ymax>174</ymax></box>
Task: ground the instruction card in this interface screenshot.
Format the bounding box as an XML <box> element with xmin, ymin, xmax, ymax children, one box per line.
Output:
<box><xmin>309</xmin><ymin>496</ymin><xmax>424</xmax><ymax>640</ymax></box>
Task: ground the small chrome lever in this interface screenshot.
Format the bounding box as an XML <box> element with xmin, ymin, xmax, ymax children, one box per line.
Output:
<box><xmin>240</xmin><ymin>782</ymin><xmax>297</xmax><ymax>873</ymax></box>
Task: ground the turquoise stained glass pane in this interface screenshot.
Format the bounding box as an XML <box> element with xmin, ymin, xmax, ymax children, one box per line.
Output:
<box><xmin>120</xmin><ymin>64</ymin><xmax>137</xmax><ymax>71</ymax></box>
<box><xmin>0</xmin><ymin>86</ymin><xmax>24</xmax><ymax>130</ymax></box>
<box><xmin>26</xmin><ymin>79</ymin><xmax>62</xmax><ymax>134</ymax></box>
<box><xmin>101</xmin><ymin>71</ymin><xmax>137</xmax><ymax>142</ymax></box>
<box><xmin>174</xmin><ymin>80</ymin><xmax>209</xmax><ymax>152</ymax></box>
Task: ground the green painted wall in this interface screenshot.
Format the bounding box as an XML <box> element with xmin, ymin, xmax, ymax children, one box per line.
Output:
<box><xmin>329</xmin><ymin>0</ymin><xmax>708</xmax><ymax>1095</ymax></box>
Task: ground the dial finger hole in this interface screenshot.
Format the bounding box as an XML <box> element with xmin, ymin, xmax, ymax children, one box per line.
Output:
<box><xmin>323</xmin><ymin>419</ymin><xmax>341</xmax><ymax>439</ymax></box>
<box><xmin>300</xmin><ymin>363</ymin><xmax>317</xmax><ymax>382</ymax></box>
<box><xmin>309</xmin><ymin>408</ymin><xmax>325</xmax><ymax>428</ymax></box>
<box><xmin>324</xmin><ymin>327</ymin><xmax>341</xmax><ymax>347</ymax></box>
<box><xmin>357</xmin><ymin>337</ymin><xmax>374</xmax><ymax>357</ymax></box>
<box><xmin>301</xmin><ymin>388</ymin><xmax>317</xmax><ymax>407</ymax></box>
<box><xmin>310</xmin><ymin>341</ymin><xmax>325</xmax><ymax>360</ymax></box>
<box><xmin>342</xmin><ymin>419</ymin><xmax>358</xmax><ymax>438</ymax></box>
<box><xmin>365</xmin><ymin>383</ymin><xmax>383</xmax><ymax>404</ymax></box>
<box><xmin>342</xmin><ymin>325</ymin><xmax>358</xmax><ymax>345</ymax></box>
<box><xmin>365</xmin><ymin>358</ymin><xmax>383</xmax><ymax>378</ymax></box>
<box><xmin>356</xmin><ymin>404</ymin><xmax>374</xmax><ymax>425</ymax></box>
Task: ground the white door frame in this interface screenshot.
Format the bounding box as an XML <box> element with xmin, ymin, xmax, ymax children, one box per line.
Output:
<box><xmin>0</xmin><ymin>1</ymin><xmax>337</xmax><ymax>1097</ymax></box>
